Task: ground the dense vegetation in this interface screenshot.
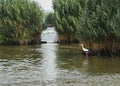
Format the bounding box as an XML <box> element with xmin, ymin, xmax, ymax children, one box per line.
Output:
<box><xmin>77</xmin><ymin>0</ymin><xmax>120</xmax><ymax>55</ymax></box>
<box><xmin>53</xmin><ymin>0</ymin><xmax>120</xmax><ymax>55</ymax></box>
<box><xmin>45</xmin><ymin>12</ymin><xmax>55</xmax><ymax>27</ymax></box>
<box><xmin>0</xmin><ymin>0</ymin><xmax>120</xmax><ymax>55</ymax></box>
<box><xmin>53</xmin><ymin>0</ymin><xmax>80</xmax><ymax>44</ymax></box>
<box><xmin>0</xmin><ymin>0</ymin><xmax>43</xmax><ymax>45</ymax></box>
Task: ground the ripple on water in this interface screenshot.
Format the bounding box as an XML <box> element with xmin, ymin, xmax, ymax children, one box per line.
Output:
<box><xmin>0</xmin><ymin>45</ymin><xmax>120</xmax><ymax>86</ymax></box>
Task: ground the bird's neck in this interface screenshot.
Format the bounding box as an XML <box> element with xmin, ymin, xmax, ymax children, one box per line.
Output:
<box><xmin>81</xmin><ymin>45</ymin><xmax>84</xmax><ymax>49</ymax></box>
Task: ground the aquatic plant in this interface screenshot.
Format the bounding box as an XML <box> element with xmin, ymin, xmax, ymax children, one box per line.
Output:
<box><xmin>77</xmin><ymin>0</ymin><xmax>120</xmax><ymax>55</ymax></box>
<box><xmin>53</xmin><ymin>0</ymin><xmax>120</xmax><ymax>55</ymax></box>
<box><xmin>53</xmin><ymin>0</ymin><xmax>80</xmax><ymax>43</ymax></box>
<box><xmin>0</xmin><ymin>0</ymin><xmax>43</xmax><ymax>45</ymax></box>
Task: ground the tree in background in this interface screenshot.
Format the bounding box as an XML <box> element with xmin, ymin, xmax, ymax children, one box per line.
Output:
<box><xmin>0</xmin><ymin>0</ymin><xmax>43</xmax><ymax>45</ymax></box>
<box><xmin>53</xmin><ymin>0</ymin><xmax>80</xmax><ymax>44</ymax></box>
<box><xmin>45</xmin><ymin>12</ymin><xmax>55</xmax><ymax>27</ymax></box>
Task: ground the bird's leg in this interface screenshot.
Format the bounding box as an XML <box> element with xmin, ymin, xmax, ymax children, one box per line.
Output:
<box><xmin>85</xmin><ymin>52</ymin><xmax>88</xmax><ymax>60</ymax></box>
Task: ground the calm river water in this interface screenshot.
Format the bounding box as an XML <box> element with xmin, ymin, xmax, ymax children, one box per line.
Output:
<box><xmin>0</xmin><ymin>43</ymin><xmax>120</xmax><ymax>86</ymax></box>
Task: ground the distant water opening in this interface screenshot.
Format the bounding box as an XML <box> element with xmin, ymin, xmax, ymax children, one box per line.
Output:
<box><xmin>41</xmin><ymin>27</ymin><xmax>58</xmax><ymax>43</ymax></box>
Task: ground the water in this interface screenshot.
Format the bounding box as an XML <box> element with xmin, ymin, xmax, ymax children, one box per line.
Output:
<box><xmin>41</xmin><ymin>27</ymin><xmax>58</xmax><ymax>43</ymax></box>
<box><xmin>0</xmin><ymin>44</ymin><xmax>120</xmax><ymax>86</ymax></box>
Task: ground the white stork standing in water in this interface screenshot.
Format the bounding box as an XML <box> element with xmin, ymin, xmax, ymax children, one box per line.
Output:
<box><xmin>80</xmin><ymin>44</ymin><xmax>89</xmax><ymax>65</ymax></box>
<box><xmin>80</xmin><ymin>44</ymin><xmax>89</xmax><ymax>57</ymax></box>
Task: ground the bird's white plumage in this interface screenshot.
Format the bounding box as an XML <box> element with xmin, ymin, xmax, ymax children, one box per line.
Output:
<box><xmin>80</xmin><ymin>44</ymin><xmax>89</xmax><ymax>52</ymax></box>
<box><xmin>83</xmin><ymin>47</ymin><xmax>89</xmax><ymax>52</ymax></box>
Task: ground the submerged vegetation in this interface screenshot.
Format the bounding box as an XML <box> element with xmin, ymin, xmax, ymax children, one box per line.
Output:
<box><xmin>0</xmin><ymin>0</ymin><xmax>43</xmax><ymax>45</ymax></box>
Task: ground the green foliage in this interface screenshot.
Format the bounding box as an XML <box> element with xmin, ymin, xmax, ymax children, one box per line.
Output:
<box><xmin>53</xmin><ymin>0</ymin><xmax>120</xmax><ymax>53</ymax></box>
<box><xmin>53</xmin><ymin>0</ymin><xmax>81</xmax><ymax>43</ymax></box>
<box><xmin>45</xmin><ymin>12</ymin><xmax>55</xmax><ymax>27</ymax></box>
<box><xmin>0</xmin><ymin>0</ymin><xmax>43</xmax><ymax>45</ymax></box>
<box><xmin>53</xmin><ymin>0</ymin><xmax>81</xmax><ymax>33</ymax></box>
<box><xmin>77</xmin><ymin>0</ymin><xmax>120</xmax><ymax>43</ymax></box>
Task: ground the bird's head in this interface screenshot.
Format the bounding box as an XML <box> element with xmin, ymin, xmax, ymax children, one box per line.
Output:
<box><xmin>80</xmin><ymin>44</ymin><xmax>83</xmax><ymax>46</ymax></box>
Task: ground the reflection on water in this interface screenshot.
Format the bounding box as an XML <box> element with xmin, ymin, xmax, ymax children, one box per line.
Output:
<box><xmin>83</xmin><ymin>59</ymin><xmax>89</xmax><ymax>71</ymax></box>
<box><xmin>39</xmin><ymin>43</ymin><xmax>58</xmax><ymax>81</ymax></box>
<box><xmin>0</xmin><ymin>44</ymin><xmax>120</xmax><ymax>86</ymax></box>
<box><xmin>83</xmin><ymin>55</ymin><xmax>89</xmax><ymax>65</ymax></box>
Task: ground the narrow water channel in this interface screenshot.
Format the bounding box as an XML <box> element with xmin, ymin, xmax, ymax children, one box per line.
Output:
<box><xmin>0</xmin><ymin>44</ymin><xmax>120</xmax><ymax>86</ymax></box>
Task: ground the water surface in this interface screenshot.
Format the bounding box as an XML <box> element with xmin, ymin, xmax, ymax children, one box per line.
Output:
<box><xmin>0</xmin><ymin>44</ymin><xmax>120</xmax><ymax>86</ymax></box>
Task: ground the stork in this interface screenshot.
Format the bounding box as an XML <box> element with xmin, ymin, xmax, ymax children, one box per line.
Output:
<box><xmin>80</xmin><ymin>44</ymin><xmax>89</xmax><ymax>58</ymax></box>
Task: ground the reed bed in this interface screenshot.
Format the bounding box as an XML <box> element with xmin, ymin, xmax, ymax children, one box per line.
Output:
<box><xmin>0</xmin><ymin>0</ymin><xmax>43</xmax><ymax>45</ymax></box>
